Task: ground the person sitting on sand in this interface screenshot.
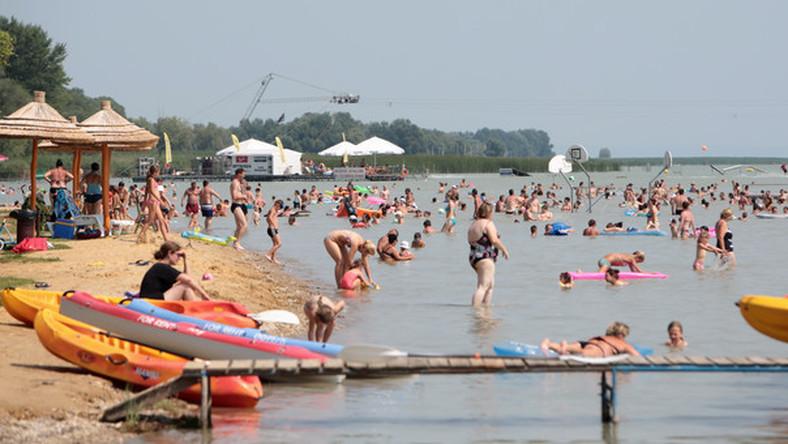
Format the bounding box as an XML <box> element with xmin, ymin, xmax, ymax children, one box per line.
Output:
<box><xmin>540</xmin><ymin>321</ymin><xmax>641</xmax><ymax>357</ymax></box>
<box><xmin>338</xmin><ymin>259</ymin><xmax>371</xmax><ymax>291</ymax></box>
<box><xmin>303</xmin><ymin>295</ymin><xmax>345</xmax><ymax>343</ymax></box>
<box><xmin>412</xmin><ymin>232</ymin><xmax>426</xmax><ymax>248</ymax></box>
<box><xmin>665</xmin><ymin>320</ymin><xmax>688</xmax><ymax>349</ymax></box>
<box><xmin>559</xmin><ymin>272</ymin><xmax>574</xmax><ymax>289</ymax></box>
<box><xmin>583</xmin><ymin>219</ymin><xmax>600</xmax><ymax>237</ymax></box>
<box><xmin>597</xmin><ymin>251</ymin><xmax>645</xmax><ymax>273</ymax></box>
<box><xmin>139</xmin><ymin>241</ymin><xmax>211</xmax><ymax>301</ymax></box>
<box><xmin>605</xmin><ymin>268</ymin><xmax>627</xmax><ymax>286</ymax></box>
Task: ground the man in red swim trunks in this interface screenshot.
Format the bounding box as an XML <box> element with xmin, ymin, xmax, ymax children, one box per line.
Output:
<box><xmin>181</xmin><ymin>181</ymin><xmax>201</xmax><ymax>229</ymax></box>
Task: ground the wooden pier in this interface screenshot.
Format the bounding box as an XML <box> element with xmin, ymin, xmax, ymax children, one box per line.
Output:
<box><xmin>101</xmin><ymin>355</ymin><xmax>788</xmax><ymax>428</ymax></box>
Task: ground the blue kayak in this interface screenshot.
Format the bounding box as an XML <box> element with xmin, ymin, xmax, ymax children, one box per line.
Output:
<box><xmin>493</xmin><ymin>340</ymin><xmax>654</xmax><ymax>357</ymax></box>
<box><xmin>600</xmin><ymin>229</ymin><xmax>667</xmax><ymax>237</ymax></box>
<box><xmin>123</xmin><ymin>299</ymin><xmax>343</xmax><ymax>357</ymax></box>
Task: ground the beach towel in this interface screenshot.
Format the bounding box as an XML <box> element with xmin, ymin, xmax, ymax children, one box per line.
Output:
<box><xmin>11</xmin><ymin>237</ymin><xmax>49</xmax><ymax>254</ymax></box>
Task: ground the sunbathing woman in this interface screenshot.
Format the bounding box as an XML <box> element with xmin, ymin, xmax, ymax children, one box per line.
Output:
<box><xmin>540</xmin><ymin>322</ymin><xmax>641</xmax><ymax>357</ymax></box>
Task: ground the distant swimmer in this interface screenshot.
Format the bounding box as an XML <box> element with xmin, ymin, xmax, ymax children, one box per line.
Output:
<box><xmin>582</xmin><ymin>219</ymin><xmax>600</xmax><ymax>237</ymax></box>
<box><xmin>303</xmin><ymin>295</ymin><xmax>345</xmax><ymax>343</ymax></box>
<box><xmin>665</xmin><ymin>321</ymin><xmax>688</xmax><ymax>349</ymax></box>
<box><xmin>693</xmin><ymin>226</ymin><xmax>725</xmax><ymax>271</ymax></box>
<box><xmin>540</xmin><ymin>322</ymin><xmax>641</xmax><ymax>357</ymax></box>
<box><xmin>467</xmin><ymin>202</ymin><xmax>509</xmax><ymax>306</ymax></box>
<box><xmin>559</xmin><ymin>272</ymin><xmax>574</xmax><ymax>289</ymax></box>
<box><xmin>597</xmin><ymin>251</ymin><xmax>645</xmax><ymax>273</ymax></box>
<box><xmin>412</xmin><ymin>232</ymin><xmax>426</xmax><ymax>248</ymax></box>
<box><xmin>605</xmin><ymin>268</ymin><xmax>627</xmax><ymax>286</ymax></box>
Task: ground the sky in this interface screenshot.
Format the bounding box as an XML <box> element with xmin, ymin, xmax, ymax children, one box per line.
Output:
<box><xmin>2</xmin><ymin>0</ymin><xmax>787</xmax><ymax>157</ymax></box>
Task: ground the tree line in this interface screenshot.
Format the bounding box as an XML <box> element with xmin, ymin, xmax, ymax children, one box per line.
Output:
<box><xmin>0</xmin><ymin>16</ymin><xmax>554</xmax><ymax>177</ymax></box>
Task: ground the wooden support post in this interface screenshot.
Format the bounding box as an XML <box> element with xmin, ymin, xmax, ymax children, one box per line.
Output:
<box><xmin>72</xmin><ymin>149</ymin><xmax>81</xmax><ymax>199</ymax></box>
<box><xmin>101</xmin><ymin>376</ymin><xmax>197</xmax><ymax>422</ymax></box>
<box><xmin>199</xmin><ymin>368</ymin><xmax>212</xmax><ymax>429</ymax></box>
<box><xmin>30</xmin><ymin>138</ymin><xmax>38</xmax><ymax>211</ymax></box>
<box><xmin>101</xmin><ymin>144</ymin><xmax>111</xmax><ymax>235</ymax></box>
<box><xmin>600</xmin><ymin>370</ymin><xmax>617</xmax><ymax>423</ymax></box>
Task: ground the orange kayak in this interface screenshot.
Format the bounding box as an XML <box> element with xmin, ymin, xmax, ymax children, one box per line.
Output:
<box><xmin>1</xmin><ymin>288</ymin><xmax>256</xmax><ymax>328</ymax></box>
<box><xmin>34</xmin><ymin>308</ymin><xmax>262</xmax><ymax>407</ymax></box>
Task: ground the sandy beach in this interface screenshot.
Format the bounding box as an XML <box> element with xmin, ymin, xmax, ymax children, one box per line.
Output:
<box><xmin>0</xmin><ymin>234</ymin><xmax>317</xmax><ymax>442</ymax></box>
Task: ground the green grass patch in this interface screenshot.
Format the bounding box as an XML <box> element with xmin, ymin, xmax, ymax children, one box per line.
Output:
<box><xmin>0</xmin><ymin>252</ymin><xmax>60</xmax><ymax>264</ymax></box>
<box><xmin>49</xmin><ymin>242</ymin><xmax>72</xmax><ymax>250</ymax></box>
<box><xmin>0</xmin><ymin>276</ymin><xmax>36</xmax><ymax>293</ymax></box>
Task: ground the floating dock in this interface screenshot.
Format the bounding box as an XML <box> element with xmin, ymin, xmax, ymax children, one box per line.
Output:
<box><xmin>101</xmin><ymin>355</ymin><xmax>788</xmax><ymax>428</ymax></box>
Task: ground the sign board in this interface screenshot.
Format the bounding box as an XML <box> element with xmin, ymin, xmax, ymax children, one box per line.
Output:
<box><xmin>566</xmin><ymin>144</ymin><xmax>589</xmax><ymax>163</ymax></box>
<box><xmin>333</xmin><ymin>167</ymin><xmax>366</xmax><ymax>180</ymax></box>
<box><xmin>548</xmin><ymin>155</ymin><xmax>573</xmax><ymax>174</ymax></box>
<box><xmin>232</xmin><ymin>154</ymin><xmax>273</xmax><ymax>175</ymax></box>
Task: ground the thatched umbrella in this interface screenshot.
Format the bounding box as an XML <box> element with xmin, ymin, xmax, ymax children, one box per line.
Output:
<box><xmin>42</xmin><ymin>101</ymin><xmax>158</xmax><ymax>232</ymax></box>
<box><xmin>0</xmin><ymin>91</ymin><xmax>94</xmax><ymax>211</ymax></box>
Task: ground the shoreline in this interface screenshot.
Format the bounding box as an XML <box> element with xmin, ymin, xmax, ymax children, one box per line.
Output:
<box><xmin>0</xmin><ymin>234</ymin><xmax>320</xmax><ymax>442</ymax></box>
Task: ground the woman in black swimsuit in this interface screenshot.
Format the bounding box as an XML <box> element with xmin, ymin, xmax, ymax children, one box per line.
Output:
<box><xmin>540</xmin><ymin>322</ymin><xmax>641</xmax><ymax>357</ymax></box>
<box><xmin>715</xmin><ymin>208</ymin><xmax>736</xmax><ymax>267</ymax></box>
<box><xmin>467</xmin><ymin>202</ymin><xmax>509</xmax><ymax>306</ymax></box>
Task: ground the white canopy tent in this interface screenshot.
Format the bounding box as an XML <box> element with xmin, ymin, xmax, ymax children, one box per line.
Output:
<box><xmin>216</xmin><ymin>138</ymin><xmax>302</xmax><ymax>175</ymax></box>
<box><xmin>318</xmin><ymin>140</ymin><xmax>358</xmax><ymax>156</ymax></box>
<box><xmin>355</xmin><ymin>136</ymin><xmax>405</xmax><ymax>155</ymax></box>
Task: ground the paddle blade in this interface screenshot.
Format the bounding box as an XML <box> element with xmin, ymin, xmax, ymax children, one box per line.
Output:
<box><xmin>248</xmin><ymin>309</ymin><xmax>300</xmax><ymax>325</ymax></box>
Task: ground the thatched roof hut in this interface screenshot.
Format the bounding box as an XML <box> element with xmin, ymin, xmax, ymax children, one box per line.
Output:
<box><xmin>0</xmin><ymin>91</ymin><xmax>95</xmax><ymax>213</ymax></box>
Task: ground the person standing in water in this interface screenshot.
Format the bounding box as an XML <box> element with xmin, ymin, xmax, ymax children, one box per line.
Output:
<box><xmin>230</xmin><ymin>168</ymin><xmax>248</xmax><ymax>250</ymax></box>
<box><xmin>265</xmin><ymin>199</ymin><xmax>283</xmax><ymax>264</ymax></box>
<box><xmin>181</xmin><ymin>181</ymin><xmax>201</xmax><ymax>230</ymax></box>
<box><xmin>715</xmin><ymin>208</ymin><xmax>736</xmax><ymax>267</ymax></box>
<box><xmin>324</xmin><ymin>229</ymin><xmax>377</xmax><ymax>289</ymax></box>
<box><xmin>467</xmin><ymin>202</ymin><xmax>509</xmax><ymax>306</ymax></box>
<box><xmin>199</xmin><ymin>180</ymin><xmax>222</xmax><ymax>230</ymax></box>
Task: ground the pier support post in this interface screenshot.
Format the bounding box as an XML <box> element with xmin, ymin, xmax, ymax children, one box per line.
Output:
<box><xmin>600</xmin><ymin>370</ymin><xmax>617</xmax><ymax>423</ymax></box>
<box><xmin>199</xmin><ymin>368</ymin><xmax>212</xmax><ymax>429</ymax></box>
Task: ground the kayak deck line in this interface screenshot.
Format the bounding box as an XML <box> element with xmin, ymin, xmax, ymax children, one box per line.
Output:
<box><xmin>101</xmin><ymin>355</ymin><xmax>788</xmax><ymax>428</ymax></box>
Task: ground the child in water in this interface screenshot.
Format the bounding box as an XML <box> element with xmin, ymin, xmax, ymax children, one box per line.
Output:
<box><xmin>693</xmin><ymin>227</ymin><xmax>725</xmax><ymax>271</ymax></box>
<box><xmin>338</xmin><ymin>259</ymin><xmax>371</xmax><ymax>291</ymax></box>
<box><xmin>530</xmin><ymin>225</ymin><xmax>537</xmax><ymax>238</ymax></box>
<box><xmin>605</xmin><ymin>268</ymin><xmax>627</xmax><ymax>286</ymax></box>
<box><xmin>665</xmin><ymin>321</ymin><xmax>688</xmax><ymax>349</ymax></box>
<box><xmin>559</xmin><ymin>272</ymin><xmax>574</xmax><ymax>289</ymax></box>
<box><xmin>412</xmin><ymin>232</ymin><xmax>426</xmax><ymax>248</ymax></box>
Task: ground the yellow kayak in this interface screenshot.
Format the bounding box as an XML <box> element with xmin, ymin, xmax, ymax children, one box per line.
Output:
<box><xmin>2</xmin><ymin>288</ymin><xmax>118</xmax><ymax>326</ymax></box>
<box><xmin>738</xmin><ymin>295</ymin><xmax>788</xmax><ymax>343</ymax></box>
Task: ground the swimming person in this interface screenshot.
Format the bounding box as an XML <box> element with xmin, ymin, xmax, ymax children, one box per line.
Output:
<box><xmin>139</xmin><ymin>241</ymin><xmax>212</xmax><ymax>301</ymax></box>
<box><xmin>540</xmin><ymin>322</ymin><xmax>641</xmax><ymax>357</ymax></box>
<box><xmin>338</xmin><ymin>259</ymin><xmax>371</xmax><ymax>291</ymax></box>
<box><xmin>604</xmin><ymin>268</ymin><xmax>627</xmax><ymax>286</ymax></box>
<box><xmin>559</xmin><ymin>272</ymin><xmax>574</xmax><ymax>289</ymax></box>
<box><xmin>412</xmin><ymin>232</ymin><xmax>426</xmax><ymax>248</ymax></box>
<box><xmin>467</xmin><ymin>202</ymin><xmax>509</xmax><ymax>306</ymax></box>
<box><xmin>582</xmin><ymin>219</ymin><xmax>600</xmax><ymax>237</ymax></box>
<box><xmin>265</xmin><ymin>199</ymin><xmax>283</xmax><ymax>264</ymax></box>
<box><xmin>325</xmin><ymin>230</ymin><xmax>377</xmax><ymax>288</ymax></box>
<box><xmin>597</xmin><ymin>251</ymin><xmax>645</xmax><ymax>273</ymax></box>
<box><xmin>303</xmin><ymin>295</ymin><xmax>345</xmax><ymax>343</ymax></box>
<box><xmin>665</xmin><ymin>321</ymin><xmax>688</xmax><ymax>349</ymax></box>
<box><xmin>694</xmin><ymin>227</ymin><xmax>725</xmax><ymax>271</ymax></box>
<box><xmin>715</xmin><ymin>208</ymin><xmax>736</xmax><ymax>267</ymax></box>
<box><xmin>230</xmin><ymin>168</ymin><xmax>248</xmax><ymax>250</ymax></box>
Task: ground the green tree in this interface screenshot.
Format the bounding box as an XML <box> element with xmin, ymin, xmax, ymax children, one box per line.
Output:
<box><xmin>485</xmin><ymin>140</ymin><xmax>505</xmax><ymax>157</ymax></box>
<box><xmin>0</xmin><ymin>17</ymin><xmax>70</xmax><ymax>92</ymax></box>
<box><xmin>599</xmin><ymin>147</ymin><xmax>612</xmax><ymax>158</ymax></box>
<box><xmin>0</xmin><ymin>29</ymin><xmax>13</xmax><ymax>69</ymax></box>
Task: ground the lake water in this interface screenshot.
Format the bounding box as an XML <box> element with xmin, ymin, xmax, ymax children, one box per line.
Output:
<box><xmin>4</xmin><ymin>166</ymin><xmax>788</xmax><ymax>442</ymax></box>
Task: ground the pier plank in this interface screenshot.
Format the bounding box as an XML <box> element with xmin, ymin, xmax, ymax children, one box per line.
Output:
<box><xmin>686</xmin><ymin>356</ymin><xmax>714</xmax><ymax>366</ymax></box>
